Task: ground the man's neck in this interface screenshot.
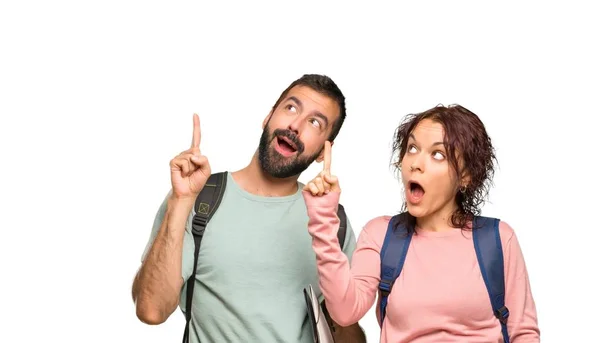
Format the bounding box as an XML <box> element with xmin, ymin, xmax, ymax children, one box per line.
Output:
<box><xmin>231</xmin><ymin>152</ymin><xmax>300</xmax><ymax>197</ymax></box>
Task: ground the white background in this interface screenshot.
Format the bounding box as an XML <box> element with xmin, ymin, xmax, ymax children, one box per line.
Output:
<box><xmin>1</xmin><ymin>1</ymin><xmax>598</xmax><ymax>342</ymax></box>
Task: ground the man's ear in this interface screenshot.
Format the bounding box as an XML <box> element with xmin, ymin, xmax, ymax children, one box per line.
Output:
<box><xmin>262</xmin><ymin>110</ymin><xmax>273</xmax><ymax>130</ymax></box>
<box><xmin>315</xmin><ymin>140</ymin><xmax>334</xmax><ymax>163</ymax></box>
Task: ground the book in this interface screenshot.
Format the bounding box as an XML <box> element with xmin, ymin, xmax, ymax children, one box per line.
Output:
<box><xmin>303</xmin><ymin>284</ymin><xmax>335</xmax><ymax>343</ymax></box>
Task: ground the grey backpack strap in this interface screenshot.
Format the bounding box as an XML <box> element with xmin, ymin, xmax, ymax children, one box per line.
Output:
<box><xmin>182</xmin><ymin>172</ymin><xmax>227</xmax><ymax>343</ymax></box>
<box><xmin>336</xmin><ymin>203</ymin><xmax>347</xmax><ymax>248</ymax></box>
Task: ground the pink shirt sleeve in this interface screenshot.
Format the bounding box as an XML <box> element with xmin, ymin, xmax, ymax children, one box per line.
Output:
<box><xmin>500</xmin><ymin>221</ymin><xmax>540</xmax><ymax>341</ymax></box>
<box><xmin>304</xmin><ymin>190</ymin><xmax>540</xmax><ymax>341</ymax></box>
<box><xmin>303</xmin><ymin>191</ymin><xmax>382</xmax><ymax>326</ymax></box>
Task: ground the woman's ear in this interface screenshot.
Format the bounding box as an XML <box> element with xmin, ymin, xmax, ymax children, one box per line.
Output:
<box><xmin>460</xmin><ymin>170</ymin><xmax>471</xmax><ymax>191</ymax></box>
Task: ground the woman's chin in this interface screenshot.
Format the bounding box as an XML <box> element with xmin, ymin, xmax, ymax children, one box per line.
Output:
<box><xmin>406</xmin><ymin>204</ymin><xmax>425</xmax><ymax>218</ymax></box>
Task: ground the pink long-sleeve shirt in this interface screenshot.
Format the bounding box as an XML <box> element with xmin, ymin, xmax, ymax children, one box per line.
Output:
<box><xmin>304</xmin><ymin>191</ymin><xmax>540</xmax><ymax>342</ymax></box>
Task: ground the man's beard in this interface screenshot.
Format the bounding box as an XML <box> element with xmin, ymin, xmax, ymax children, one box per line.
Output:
<box><xmin>258</xmin><ymin>125</ymin><xmax>320</xmax><ymax>178</ymax></box>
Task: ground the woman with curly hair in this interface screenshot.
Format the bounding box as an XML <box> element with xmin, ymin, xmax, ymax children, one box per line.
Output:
<box><xmin>302</xmin><ymin>104</ymin><xmax>540</xmax><ymax>342</ymax></box>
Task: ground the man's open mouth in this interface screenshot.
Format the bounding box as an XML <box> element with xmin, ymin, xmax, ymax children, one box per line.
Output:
<box><xmin>275</xmin><ymin>136</ymin><xmax>298</xmax><ymax>156</ymax></box>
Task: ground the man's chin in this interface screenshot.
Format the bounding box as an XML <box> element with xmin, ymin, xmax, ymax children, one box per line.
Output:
<box><xmin>265</xmin><ymin>163</ymin><xmax>296</xmax><ymax>178</ymax></box>
<box><xmin>264</xmin><ymin>160</ymin><xmax>310</xmax><ymax>179</ymax></box>
<box><xmin>269</xmin><ymin>150</ymin><xmax>294</xmax><ymax>164</ymax></box>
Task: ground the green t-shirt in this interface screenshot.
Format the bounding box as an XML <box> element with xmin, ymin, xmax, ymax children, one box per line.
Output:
<box><xmin>142</xmin><ymin>172</ymin><xmax>357</xmax><ymax>342</ymax></box>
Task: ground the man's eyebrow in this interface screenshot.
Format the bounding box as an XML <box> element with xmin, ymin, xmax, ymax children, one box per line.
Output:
<box><xmin>285</xmin><ymin>96</ymin><xmax>302</xmax><ymax>110</ymax></box>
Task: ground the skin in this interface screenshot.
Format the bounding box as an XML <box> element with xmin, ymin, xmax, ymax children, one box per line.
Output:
<box><xmin>303</xmin><ymin>119</ymin><xmax>471</xmax><ymax>341</ymax></box>
<box><xmin>233</xmin><ymin>85</ymin><xmax>340</xmax><ymax>195</ymax></box>
<box><xmin>303</xmin><ymin>140</ymin><xmax>339</xmax><ymax>195</ymax></box>
<box><xmin>303</xmin><ymin>140</ymin><xmax>366</xmax><ymax>342</ymax></box>
<box><xmin>131</xmin><ymin>113</ymin><xmax>210</xmax><ymax>325</ymax></box>
<box><xmin>132</xmin><ymin>86</ymin><xmax>365</xmax><ymax>342</ymax></box>
<box><xmin>400</xmin><ymin>118</ymin><xmax>469</xmax><ymax>232</ymax></box>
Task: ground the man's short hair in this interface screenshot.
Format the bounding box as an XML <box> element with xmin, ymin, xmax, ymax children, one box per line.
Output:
<box><xmin>272</xmin><ymin>74</ymin><xmax>346</xmax><ymax>141</ymax></box>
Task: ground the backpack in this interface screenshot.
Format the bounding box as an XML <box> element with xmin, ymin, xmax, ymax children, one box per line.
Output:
<box><xmin>181</xmin><ymin>171</ymin><xmax>349</xmax><ymax>343</ymax></box>
<box><xmin>378</xmin><ymin>213</ymin><xmax>510</xmax><ymax>343</ymax></box>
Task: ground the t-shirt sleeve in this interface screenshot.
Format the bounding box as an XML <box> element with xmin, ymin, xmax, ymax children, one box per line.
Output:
<box><xmin>304</xmin><ymin>190</ymin><xmax>384</xmax><ymax>326</ymax></box>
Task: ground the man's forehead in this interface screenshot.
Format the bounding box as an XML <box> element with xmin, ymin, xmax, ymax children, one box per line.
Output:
<box><xmin>284</xmin><ymin>85</ymin><xmax>339</xmax><ymax>118</ymax></box>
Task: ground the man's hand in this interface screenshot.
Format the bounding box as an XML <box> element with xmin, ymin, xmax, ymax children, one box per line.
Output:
<box><xmin>132</xmin><ymin>113</ymin><xmax>211</xmax><ymax>325</ymax></box>
<box><xmin>322</xmin><ymin>301</ymin><xmax>366</xmax><ymax>343</ymax></box>
<box><xmin>170</xmin><ymin>113</ymin><xmax>211</xmax><ymax>199</ymax></box>
<box><xmin>331</xmin><ymin>322</ymin><xmax>366</xmax><ymax>343</ymax></box>
<box><xmin>303</xmin><ymin>141</ymin><xmax>340</xmax><ymax>196</ymax></box>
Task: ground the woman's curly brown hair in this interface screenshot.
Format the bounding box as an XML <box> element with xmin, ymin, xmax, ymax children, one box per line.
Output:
<box><xmin>391</xmin><ymin>104</ymin><xmax>498</xmax><ymax>231</ymax></box>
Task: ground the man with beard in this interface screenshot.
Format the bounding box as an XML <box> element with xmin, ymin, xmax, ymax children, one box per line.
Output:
<box><xmin>132</xmin><ymin>74</ymin><xmax>365</xmax><ymax>343</ymax></box>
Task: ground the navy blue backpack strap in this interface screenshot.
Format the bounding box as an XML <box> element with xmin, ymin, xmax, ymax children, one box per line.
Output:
<box><xmin>472</xmin><ymin>216</ymin><xmax>510</xmax><ymax>343</ymax></box>
<box><xmin>378</xmin><ymin>213</ymin><xmax>413</xmax><ymax>326</ymax></box>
